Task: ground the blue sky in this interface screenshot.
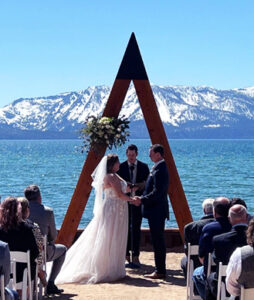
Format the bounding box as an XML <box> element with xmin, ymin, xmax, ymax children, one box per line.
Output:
<box><xmin>0</xmin><ymin>0</ymin><xmax>253</xmax><ymax>107</ymax></box>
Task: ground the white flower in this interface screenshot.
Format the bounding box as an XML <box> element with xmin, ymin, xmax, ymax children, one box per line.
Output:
<box><xmin>81</xmin><ymin>115</ymin><xmax>129</xmax><ymax>153</ymax></box>
<box><xmin>99</xmin><ymin>117</ymin><xmax>111</xmax><ymax>124</ymax></box>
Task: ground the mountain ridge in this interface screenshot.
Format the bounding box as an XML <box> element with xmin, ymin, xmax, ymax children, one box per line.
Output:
<box><xmin>0</xmin><ymin>84</ymin><xmax>254</xmax><ymax>139</ymax></box>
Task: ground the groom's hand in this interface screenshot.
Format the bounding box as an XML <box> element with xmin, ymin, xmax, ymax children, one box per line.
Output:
<box><xmin>132</xmin><ymin>196</ymin><xmax>141</xmax><ymax>206</ymax></box>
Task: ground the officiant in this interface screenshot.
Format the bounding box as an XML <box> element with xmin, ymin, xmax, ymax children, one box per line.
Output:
<box><xmin>118</xmin><ymin>144</ymin><xmax>149</xmax><ymax>266</ymax></box>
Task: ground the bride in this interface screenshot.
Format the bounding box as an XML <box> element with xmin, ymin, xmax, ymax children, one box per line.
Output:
<box><xmin>56</xmin><ymin>154</ymin><xmax>136</xmax><ymax>284</ymax></box>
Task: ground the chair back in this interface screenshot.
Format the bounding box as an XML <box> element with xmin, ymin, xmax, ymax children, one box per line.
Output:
<box><xmin>38</xmin><ymin>235</ymin><xmax>47</xmax><ymax>299</ymax></box>
<box><xmin>216</xmin><ymin>262</ymin><xmax>230</xmax><ymax>300</ymax></box>
<box><xmin>0</xmin><ymin>274</ymin><xmax>5</xmax><ymax>300</ymax></box>
<box><xmin>207</xmin><ymin>252</ymin><xmax>216</xmax><ymax>277</ymax></box>
<box><xmin>10</xmin><ymin>250</ymin><xmax>32</xmax><ymax>300</ymax></box>
<box><xmin>240</xmin><ymin>286</ymin><xmax>254</xmax><ymax>300</ymax></box>
<box><xmin>43</xmin><ymin>235</ymin><xmax>47</xmax><ymax>275</ymax></box>
<box><xmin>186</xmin><ymin>243</ymin><xmax>202</xmax><ymax>300</ymax></box>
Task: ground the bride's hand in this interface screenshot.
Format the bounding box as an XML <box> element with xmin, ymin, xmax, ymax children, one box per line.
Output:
<box><xmin>130</xmin><ymin>196</ymin><xmax>141</xmax><ymax>206</ymax></box>
<box><xmin>126</xmin><ymin>186</ymin><xmax>131</xmax><ymax>193</ymax></box>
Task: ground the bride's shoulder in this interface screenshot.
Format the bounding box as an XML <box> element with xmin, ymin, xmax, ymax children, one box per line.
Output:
<box><xmin>104</xmin><ymin>173</ymin><xmax>117</xmax><ymax>182</ymax></box>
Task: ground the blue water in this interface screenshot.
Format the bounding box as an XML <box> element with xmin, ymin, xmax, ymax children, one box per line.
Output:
<box><xmin>0</xmin><ymin>139</ymin><xmax>253</xmax><ymax>228</ymax></box>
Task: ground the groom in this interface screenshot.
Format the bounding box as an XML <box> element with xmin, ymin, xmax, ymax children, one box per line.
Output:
<box><xmin>134</xmin><ymin>144</ymin><xmax>169</xmax><ymax>279</ymax></box>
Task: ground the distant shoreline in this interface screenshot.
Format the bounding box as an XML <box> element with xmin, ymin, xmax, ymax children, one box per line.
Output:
<box><xmin>1</xmin><ymin>138</ymin><xmax>254</xmax><ymax>141</ymax></box>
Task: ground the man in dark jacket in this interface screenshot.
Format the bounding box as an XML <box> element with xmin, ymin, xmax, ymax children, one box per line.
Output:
<box><xmin>118</xmin><ymin>144</ymin><xmax>149</xmax><ymax>265</ymax></box>
<box><xmin>192</xmin><ymin>197</ymin><xmax>231</xmax><ymax>299</ymax></box>
<box><xmin>206</xmin><ymin>204</ymin><xmax>248</xmax><ymax>300</ymax></box>
<box><xmin>134</xmin><ymin>144</ymin><xmax>169</xmax><ymax>279</ymax></box>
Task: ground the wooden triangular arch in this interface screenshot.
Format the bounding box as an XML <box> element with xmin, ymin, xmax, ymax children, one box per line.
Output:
<box><xmin>57</xmin><ymin>33</ymin><xmax>193</xmax><ymax>247</ymax></box>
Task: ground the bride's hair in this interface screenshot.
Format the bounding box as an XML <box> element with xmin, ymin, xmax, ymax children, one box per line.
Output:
<box><xmin>106</xmin><ymin>154</ymin><xmax>119</xmax><ymax>173</ymax></box>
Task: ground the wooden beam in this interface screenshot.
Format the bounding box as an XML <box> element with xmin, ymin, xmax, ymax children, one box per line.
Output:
<box><xmin>57</xmin><ymin>32</ymin><xmax>193</xmax><ymax>246</ymax></box>
<box><xmin>133</xmin><ymin>79</ymin><xmax>193</xmax><ymax>240</ymax></box>
<box><xmin>57</xmin><ymin>79</ymin><xmax>131</xmax><ymax>247</ymax></box>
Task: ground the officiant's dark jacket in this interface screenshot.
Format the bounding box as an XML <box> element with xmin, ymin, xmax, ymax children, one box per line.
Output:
<box><xmin>141</xmin><ymin>160</ymin><xmax>169</xmax><ymax>220</ymax></box>
<box><xmin>118</xmin><ymin>159</ymin><xmax>150</xmax><ymax>257</ymax></box>
<box><xmin>118</xmin><ymin>160</ymin><xmax>149</xmax><ymax>196</ymax></box>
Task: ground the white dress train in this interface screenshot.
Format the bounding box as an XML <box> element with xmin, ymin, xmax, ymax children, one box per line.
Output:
<box><xmin>56</xmin><ymin>181</ymin><xmax>128</xmax><ymax>284</ymax></box>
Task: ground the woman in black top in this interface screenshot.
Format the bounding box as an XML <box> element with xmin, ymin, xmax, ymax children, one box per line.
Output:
<box><xmin>0</xmin><ymin>197</ymin><xmax>39</xmax><ymax>284</ymax></box>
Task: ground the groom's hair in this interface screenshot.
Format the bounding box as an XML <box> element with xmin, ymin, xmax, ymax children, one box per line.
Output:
<box><xmin>107</xmin><ymin>154</ymin><xmax>119</xmax><ymax>173</ymax></box>
<box><xmin>150</xmin><ymin>144</ymin><xmax>164</xmax><ymax>156</ymax></box>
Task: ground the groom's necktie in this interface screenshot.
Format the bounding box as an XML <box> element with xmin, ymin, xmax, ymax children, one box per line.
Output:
<box><xmin>129</xmin><ymin>164</ymin><xmax>135</xmax><ymax>183</ymax></box>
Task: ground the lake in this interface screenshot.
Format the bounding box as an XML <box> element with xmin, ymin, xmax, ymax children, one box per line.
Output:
<box><xmin>0</xmin><ymin>139</ymin><xmax>253</xmax><ymax>228</ymax></box>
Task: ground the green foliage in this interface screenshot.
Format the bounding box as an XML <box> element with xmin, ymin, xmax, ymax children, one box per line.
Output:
<box><xmin>80</xmin><ymin>115</ymin><xmax>130</xmax><ymax>153</ymax></box>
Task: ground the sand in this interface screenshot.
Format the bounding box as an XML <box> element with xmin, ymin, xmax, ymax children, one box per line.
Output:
<box><xmin>46</xmin><ymin>248</ymin><xmax>186</xmax><ymax>300</ymax></box>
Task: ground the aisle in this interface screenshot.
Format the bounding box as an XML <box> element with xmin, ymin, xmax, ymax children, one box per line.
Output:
<box><xmin>46</xmin><ymin>249</ymin><xmax>186</xmax><ymax>300</ymax></box>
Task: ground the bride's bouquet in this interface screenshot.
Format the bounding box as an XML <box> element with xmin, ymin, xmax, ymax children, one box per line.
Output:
<box><xmin>80</xmin><ymin>115</ymin><xmax>130</xmax><ymax>153</ymax></box>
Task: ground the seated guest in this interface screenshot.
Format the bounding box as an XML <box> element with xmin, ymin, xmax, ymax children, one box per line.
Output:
<box><xmin>181</xmin><ymin>198</ymin><xmax>214</xmax><ymax>279</ymax></box>
<box><xmin>17</xmin><ymin>196</ymin><xmax>47</xmax><ymax>287</ymax></box>
<box><xmin>0</xmin><ymin>197</ymin><xmax>39</xmax><ymax>296</ymax></box>
<box><xmin>192</xmin><ymin>197</ymin><xmax>231</xmax><ymax>300</ymax></box>
<box><xmin>0</xmin><ymin>240</ymin><xmax>19</xmax><ymax>300</ymax></box>
<box><xmin>231</xmin><ymin>197</ymin><xmax>252</xmax><ymax>223</ymax></box>
<box><xmin>206</xmin><ymin>204</ymin><xmax>248</xmax><ymax>300</ymax></box>
<box><xmin>226</xmin><ymin>218</ymin><xmax>254</xmax><ymax>297</ymax></box>
<box><xmin>24</xmin><ymin>185</ymin><xmax>66</xmax><ymax>295</ymax></box>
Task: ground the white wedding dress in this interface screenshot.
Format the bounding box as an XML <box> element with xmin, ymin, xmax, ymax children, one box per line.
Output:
<box><xmin>56</xmin><ymin>180</ymin><xmax>128</xmax><ymax>284</ymax></box>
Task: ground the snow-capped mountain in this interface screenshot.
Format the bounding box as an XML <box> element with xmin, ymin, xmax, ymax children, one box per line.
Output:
<box><xmin>1</xmin><ymin>84</ymin><xmax>254</xmax><ymax>139</ymax></box>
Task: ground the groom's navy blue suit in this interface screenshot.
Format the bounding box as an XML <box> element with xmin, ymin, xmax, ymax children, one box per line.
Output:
<box><xmin>141</xmin><ymin>160</ymin><xmax>169</xmax><ymax>275</ymax></box>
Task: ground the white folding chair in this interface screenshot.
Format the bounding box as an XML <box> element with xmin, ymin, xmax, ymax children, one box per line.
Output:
<box><xmin>1</xmin><ymin>274</ymin><xmax>5</xmax><ymax>300</ymax></box>
<box><xmin>240</xmin><ymin>286</ymin><xmax>254</xmax><ymax>300</ymax></box>
<box><xmin>186</xmin><ymin>243</ymin><xmax>202</xmax><ymax>300</ymax></box>
<box><xmin>207</xmin><ymin>252</ymin><xmax>216</xmax><ymax>277</ymax></box>
<box><xmin>38</xmin><ymin>235</ymin><xmax>47</xmax><ymax>299</ymax></box>
<box><xmin>217</xmin><ymin>262</ymin><xmax>230</xmax><ymax>300</ymax></box>
<box><xmin>10</xmin><ymin>250</ymin><xmax>32</xmax><ymax>300</ymax></box>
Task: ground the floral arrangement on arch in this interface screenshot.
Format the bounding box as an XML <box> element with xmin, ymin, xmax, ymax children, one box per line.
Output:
<box><xmin>80</xmin><ymin>115</ymin><xmax>130</xmax><ymax>153</ymax></box>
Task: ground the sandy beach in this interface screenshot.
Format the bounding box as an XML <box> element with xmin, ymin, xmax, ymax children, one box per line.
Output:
<box><xmin>46</xmin><ymin>247</ymin><xmax>186</xmax><ymax>300</ymax></box>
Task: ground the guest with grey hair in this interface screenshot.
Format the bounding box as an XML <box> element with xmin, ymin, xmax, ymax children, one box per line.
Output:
<box><xmin>181</xmin><ymin>198</ymin><xmax>215</xmax><ymax>280</ymax></box>
<box><xmin>230</xmin><ymin>197</ymin><xmax>253</xmax><ymax>223</ymax></box>
<box><xmin>202</xmin><ymin>198</ymin><xmax>214</xmax><ymax>216</ymax></box>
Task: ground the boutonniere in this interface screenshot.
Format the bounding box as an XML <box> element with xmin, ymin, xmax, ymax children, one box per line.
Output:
<box><xmin>149</xmin><ymin>169</ymin><xmax>157</xmax><ymax>176</ymax></box>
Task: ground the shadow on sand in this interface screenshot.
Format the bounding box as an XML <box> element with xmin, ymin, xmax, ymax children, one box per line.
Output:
<box><xmin>110</xmin><ymin>261</ymin><xmax>185</xmax><ymax>288</ymax></box>
<box><xmin>43</xmin><ymin>293</ymin><xmax>77</xmax><ymax>299</ymax></box>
